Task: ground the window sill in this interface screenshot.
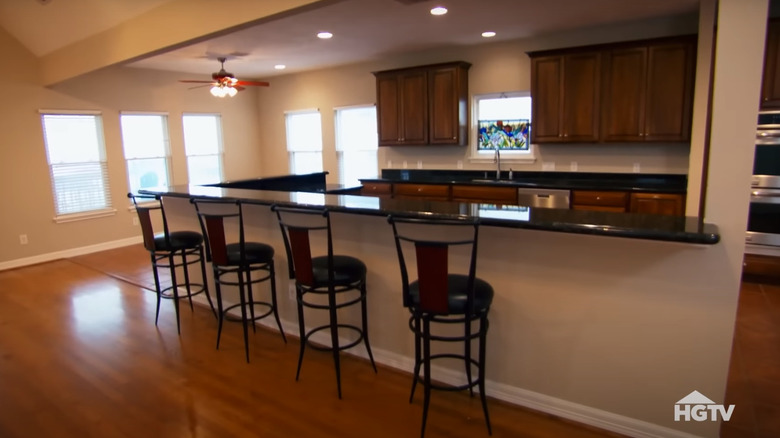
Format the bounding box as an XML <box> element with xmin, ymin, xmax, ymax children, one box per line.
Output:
<box><xmin>53</xmin><ymin>208</ymin><xmax>117</xmax><ymax>224</ymax></box>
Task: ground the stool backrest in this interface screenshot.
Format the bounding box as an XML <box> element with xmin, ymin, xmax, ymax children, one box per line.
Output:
<box><xmin>387</xmin><ymin>216</ymin><xmax>480</xmax><ymax>315</ymax></box>
<box><xmin>272</xmin><ymin>205</ymin><xmax>332</xmax><ymax>287</ymax></box>
<box><xmin>128</xmin><ymin>193</ymin><xmax>171</xmax><ymax>252</ymax></box>
<box><xmin>192</xmin><ymin>198</ymin><xmax>244</xmax><ymax>266</ymax></box>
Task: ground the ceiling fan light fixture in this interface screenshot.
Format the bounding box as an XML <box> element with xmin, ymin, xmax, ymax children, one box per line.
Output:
<box><xmin>226</xmin><ymin>86</ymin><xmax>238</xmax><ymax>97</ymax></box>
<box><xmin>210</xmin><ymin>85</ymin><xmax>224</xmax><ymax>97</ymax></box>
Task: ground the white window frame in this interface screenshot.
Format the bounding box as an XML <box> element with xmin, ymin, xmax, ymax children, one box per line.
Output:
<box><xmin>182</xmin><ymin>113</ymin><xmax>224</xmax><ymax>185</ymax></box>
<box><xmin>39</xmin><ymin>110</ymin><xmax>116</xmax><ymax>223</ymax></box>
<box><xmin>469</xmin><ymin>91</ymin><xmax>536</xmax><ymax>164</ymax></box>
<box><xmin>119</xmin><ymin>111</ymin><xmax>172</xmax><ymax>198</ymax></box>
<box><xmin>334</xmin><ymin>104</ymin><xmax>378</xmax><ymax>187</ymax></box>
<box><xmin>285</xmin><ymin>109</ymin><xmax>323</xmax><ymax>175</ymax></box>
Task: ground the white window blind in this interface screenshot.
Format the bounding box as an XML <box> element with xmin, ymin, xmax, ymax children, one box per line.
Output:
<box><xmin>285</xmin><ymin>110</ymin><xmax>323</xmax><ymax>175</ymax></box>
<box><xmin>183</xmin><ymin>114</ymin><xmax>224</xmax><ymax>185</ymax></box>
<box><xmin>120</xmin><ymin>114</ymin><xmax>171</xmax><ymax>194</ymax></box>
<box><xmin>335</xmin><ymin>105</ymin><xmax>378</xmax><ymax>187</ymax></box>
<box><xmin>41</xmin><ymin>114</ymin><xmax>112</xmax><ymax>217</ymax></box>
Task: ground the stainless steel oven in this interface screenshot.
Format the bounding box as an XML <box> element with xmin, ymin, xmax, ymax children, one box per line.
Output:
<box><xmin>746</xmin><ymin>111</ymin><xmax>780</xmax><ymax>253</ymax></box>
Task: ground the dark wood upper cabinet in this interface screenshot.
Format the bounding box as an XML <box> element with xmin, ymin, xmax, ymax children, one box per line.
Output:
<box><xmin>761</xmin><ymin>19</ymin><xmax>780</xmax><ymax>108</ymax></box>
<box><xmin>531</xmin><ymin>53</ymin><xmax>600</xmax><ymax>143</ymax></box>
<box><xmin>374</xmin><ymin>62</ymin><xmax>470</xmax><ymax>147</ymax></box>
<box><xmin>531</xmin><ymin>35</ymin><xmax>696</xmax><ymax>144</ymax></box>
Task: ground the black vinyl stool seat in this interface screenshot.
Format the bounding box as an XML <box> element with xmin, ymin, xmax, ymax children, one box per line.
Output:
<box><xmin>388</xmin><ymin>215</ymin><xmax>493</xmax><ymax>438</ymax></box>
<box><xmin>272</xmin><ymin>205</ymin><xmax>377</xmax><ymax>399</ymax></box>
<box><xmin>128</xmin><ymin>193</ymin><xmax>216</xmax><ymax>334</ymax></box>
<box><xmin>192</xmin><ymin>199</ymin><xmax>286</xmax><ymax>363</ymax></box>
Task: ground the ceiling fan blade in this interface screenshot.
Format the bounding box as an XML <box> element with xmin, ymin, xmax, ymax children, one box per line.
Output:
<box><xmin>235</xmin><ymin>85</ymin><xmax>246</xmax><ymax>92</ymax></box>
<box><xmin>188</xmin><ymin>84</ymin><xmax>212</xmax><ymax>90</ymax></box>
<box><xmin>179</xmin><ymin>80</ymin><xmax>215</xmax><ymax>84</ymax></box>
<box><xmin>235</xmin><ymin>80</ymin><xmax>270</xmax><ymax>87</ymax></box>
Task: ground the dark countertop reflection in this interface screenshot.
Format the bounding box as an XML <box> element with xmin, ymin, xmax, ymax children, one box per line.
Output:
<box><xmin>140</xmin><ymin>185</ymin><xmax>719</xmax><ymax>245</ymax></box>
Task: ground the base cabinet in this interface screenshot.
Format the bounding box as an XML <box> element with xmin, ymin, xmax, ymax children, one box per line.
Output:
<box><xmin>629</xmin><ymin>193</ymin><xmax>685</xmax><ymax>216</ymax></box>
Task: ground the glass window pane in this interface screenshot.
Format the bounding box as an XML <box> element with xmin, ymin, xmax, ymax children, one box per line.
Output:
<box><xmin>339</xmin><ymin>151</ymin><xmax>378</xmax><ymax>187</ymax></box>
<box><xmin>42</xmin><ymin>115</ymin><xmax>102</xmax><ymax>163</ymax></box>
<box><xmin>291</xmin><ymin>151</ymin><xmax>323</xmax><ymax>175</ymax></box>
<box><xmin>126</xmin><ymin>158</ymin><xmax>169</xmax><ymax>193</ymax></box>
<box><xmin>187</xmin><ymin>155</ymin><xmax>222</xmax><ymax>185</ymax></box>
<box><xmin>336</xmin><ymin>107</ymin><xmax>378</xmax><ymax>152</ymax></box>
<box><xmin>478</xmin><ymin>97</ymin><xmax>532</xmax><ymax>121</ymax></box>
<box><xmin>286</xmin><ymin>112</ymin><xmax>323</xmax><ymax>152</ymax></box>
<box><xmin>183</xmin><ymin>114</ymin><xmax>221</xmax><ymax>156</ymax></box>
<box><xmin>120</xmin><ymin>115</ymin><xmax>168</xmax><ymax>159</ymax></box>
<box><xmin>50</xmin><ymin>163</ymin><xmax>110</xmax><ymax>214</ymax></box>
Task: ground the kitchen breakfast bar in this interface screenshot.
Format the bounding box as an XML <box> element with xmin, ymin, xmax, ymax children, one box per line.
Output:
<box><xmin>140</xmin><ymin>173</ymin><xmax>729</xmax><ymax>437</ymax></box>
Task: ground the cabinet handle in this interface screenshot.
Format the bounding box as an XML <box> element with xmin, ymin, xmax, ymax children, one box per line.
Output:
<box><xmin>596</xmin><ymin>196</ymin><xmax>601</xmax><ymax>200</ymax></box>
<box><xmin>417</xmin><ymin>188</ymin><xmax>423</xmax><ymax>192</ymax></box>
<box><xmin>452</xmin><ymin>136</ymin><xmax>456</xmax><ymax>140</ymax></box>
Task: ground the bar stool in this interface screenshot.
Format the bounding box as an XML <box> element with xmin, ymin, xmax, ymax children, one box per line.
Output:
<box><xmin>387</xmin><ymin>215</ymin><xmax>493</xmax><ymax>438</ymax></box>
<box><xmin>271</xmin><ymin>205</ymin><xmax>377</xmax><ymax>399</ymax></box>
<box><xmin>192</xmin><ymin>199</ymin><xmax>286</xmax><ymax>363</ymax></box>
<box><xmin>128</xmin><ymin>193</ymin><xmax>216</xmax><ymax>334</ymax></box>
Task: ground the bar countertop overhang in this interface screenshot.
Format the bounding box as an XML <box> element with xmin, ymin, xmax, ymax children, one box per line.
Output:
<box><xmin>139</xmin><ymin>181</ymin><xmax>720</xmax><ymax>245</ymax></box>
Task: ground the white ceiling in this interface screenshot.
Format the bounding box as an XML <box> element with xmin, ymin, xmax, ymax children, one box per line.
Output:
<box><xmin>0</xmin><ymin>0</ymin><xmax>700</xmax><ymax>81</ymax></box>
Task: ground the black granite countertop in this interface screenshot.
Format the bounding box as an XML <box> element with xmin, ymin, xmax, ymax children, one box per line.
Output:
<box><xmin>361</xmin><ymin>169</ymin><xmax>687</xmax><ymax>193</ymax></box>
<box><xmin>139</xmin><ymin>184</ymin><xmax>719</xmax><ymax>245</ymax></box>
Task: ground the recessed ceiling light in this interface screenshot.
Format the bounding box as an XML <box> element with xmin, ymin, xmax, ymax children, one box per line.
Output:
<box><xmin>317</xmin><ymin>31</ymin><xmax>333</xmax><ymax>39</ymax></box>
<box><xmin>482</xmin><ymin>31</ymin><xmax>496</xmax><ymax>38</ymax></box>
<box><xmin>430</xmin><ymin>6</ymin><xmax>448</xmax><ymax>16</ymax></box>
<box><xmin>274</xmin><ymin>64</ymin><xmax>286</xmax><ymax>70</ymax></box>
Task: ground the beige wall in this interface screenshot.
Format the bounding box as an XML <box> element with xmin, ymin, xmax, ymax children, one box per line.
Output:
<box><xmin>255</xmin><ymin>14</ymin><xmax>699</xmax><ymax>183</ymax></box>
<box><xmin>0</xmin><ymin>27</ymin><xmax>263</xmax><ymax>265</ymax></box>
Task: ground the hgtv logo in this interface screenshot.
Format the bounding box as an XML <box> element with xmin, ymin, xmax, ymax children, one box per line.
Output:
<box><xmin>674</xmin><ymin>390</ymin><xmax>735</xmax><ymax>422</ymax></box>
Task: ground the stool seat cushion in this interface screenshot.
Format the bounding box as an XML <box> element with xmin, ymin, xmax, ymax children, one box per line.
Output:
<box><xmin>224</xmin><ymin>242</ymin><xmax>275</xmax><ymax>265</ymax></box>
<box><xmin>409</xmin><ymin>274</ymin><xmax>494</xmax><ymax>314</ymax></box>
<box><xmin>153</xmin><ymin>231</ymin><xmax>203</xmax><ymax>251</ymax></box>
<box><xmin>311</xmin><ymin>255</ymin><xmax>367</xmax><ymax>286</ymax></box>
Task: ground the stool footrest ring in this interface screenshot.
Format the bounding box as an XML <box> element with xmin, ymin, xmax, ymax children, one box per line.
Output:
<box><xmin>304</xmin><ymin>323</ymin><xmax>365</xmax><ymax>352</ymax></box>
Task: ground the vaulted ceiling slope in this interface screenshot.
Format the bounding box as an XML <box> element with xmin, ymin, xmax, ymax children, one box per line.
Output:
<box><xmin>0</xmin><ymin>0</ymin><xmax>333</xmax><ymax>86</ymax></box>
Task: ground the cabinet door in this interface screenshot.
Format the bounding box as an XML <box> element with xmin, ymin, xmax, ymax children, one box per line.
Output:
<box><xmin>629</xmin><ymin>193</ymin><xmax>685</xmax><ymax>216</ymax></box>
<box><xmin>376</xmin><ymin>75</ymin><xmax>401</xmax><ymax>145</ymax></box>
<box><xmin>562</xmin><ymin>52</ymin><xmax>601</xmax><ymax>142</ymax></box>
<box><xmin>531</xmin><ymin>56</ymin><xmax>564</xmax><ymax>143</ymax></box>
<box><xmin>399</xmin><ymin>71</ymin><xmax>428</xmax><ymax>145</ymax></box>
<box><xmin>429</xmin><ymin>66</ymin><xmax>468</xmax><ymax>145</ymax></box>
<box><xmin>644</xmin><ymin>42</ymin><xmax>694</xmax><ymax>141</ymax></box>
<box><xmin>451</xmin><ymin>185</ymin><xmax>517</xmax><ymax>204</ymax></box>
<box><xmin>393</xmin><ymin>183</ymin><xmax>450</xmax><ymax>200</ymax></box>
<box><xmin>601</xmin><ymin>47</ymin><xmax>647</xmax><ymax>141</ymax></box>
<box><xmin>762</xmin><ymin>20</ymin><xmax>780</xmax><ymax>108</ymax></box>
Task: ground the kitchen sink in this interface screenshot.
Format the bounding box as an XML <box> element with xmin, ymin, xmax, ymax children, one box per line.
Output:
<box><xmin>470</xmin><ymin>179</ymin><xmax>518</xmax><ymax>184</ymax></box>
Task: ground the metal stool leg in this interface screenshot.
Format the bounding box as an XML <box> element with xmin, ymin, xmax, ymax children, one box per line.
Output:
<box><xmin>465</xmin><ymin>318</ymin><xmax>474</xmax><ymax>397</ymax></box>
<box><xmin>198</xmin><ymin>245</ymin><xmax>217</xmax><ymax>319</ymax></box>
<box><xmin>479</xmin><ymin>314</ymin><xmax>492</xmax><ymax>435</ymax></box>
<box><xmin>169</xmin><ymin>253</ymin><xmax>181</xmax><ymax>335</ymax></box>
<box><xmin>181</xmin><ymin>251</ymin><xmax>194</xmax><ymax>311</ymax></box>
<box><xmin>328</xmin><ymin>287</ymin><xmax>342</xmax><ymax>399</ymax></box>
<box><xmin>151</xmin><ymin>253</ymin><xmax>163</xmax><ymax>326</ymax></box>
<box><xmin>420</xmin><ymin>317</ymin><xmax>432</xmax><ymax>438</ymax></box>
<box><xmin>214</xmin><ymin>270</ymin><xmax>225</xmax><ymax>350</ymax></box>
<box><xmin>410</xmin><ymin>314</ymin><xmax>421</xmax><ymax>403</ymax></box>
<box><xmin>237</xmin><ymin>269</ymin><xmax>250</xmax><ymax>363</ymax></box>
<box><xmin>360</xmin><ymin>280</ymin><xmax>377</xmax><ymax>373</ymax></box>
<box><xmin>269</xmin><ymin>262</ymin><xmax>287</xmax><ymax>343</ymax></box>
<box><xmin>295</xmin><ymin>285</ymin><xmax>306</xmax><ymax>381</ymax></box>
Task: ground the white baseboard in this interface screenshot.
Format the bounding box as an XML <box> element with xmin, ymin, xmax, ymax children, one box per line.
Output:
<box><xmin>0</xmin><ymin>236</ymin><xmax>143</xmax><ymax>272</ymax></box>
<box><xmin>189</xmin><ymin>295</ymin><xmax>703</xmax><ymax>438</ymax></box>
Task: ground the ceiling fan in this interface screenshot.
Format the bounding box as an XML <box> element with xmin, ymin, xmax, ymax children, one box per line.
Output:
<box><xmin>179</xmin><ymin>57</ymin><xmax>269</xmax><ymax>97</ymax></box>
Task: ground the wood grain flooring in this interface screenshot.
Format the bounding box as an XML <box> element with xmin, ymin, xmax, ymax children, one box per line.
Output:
<box><xmin>0</xmin><ymin>245</ymin><xmax>626</xmax><ymax>438</ymax></box>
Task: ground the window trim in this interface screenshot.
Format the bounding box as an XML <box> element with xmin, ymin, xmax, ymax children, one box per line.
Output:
<box><xmin>334</xmin><ymin>104</ymin><xmax>379</xmax><ymax>186</ymax></box>
<box><xmin>119</xmin><ymin>112</ymin><xmax>172</xmax><ymax>196</ymax></box>
<box><xmin>40</xmin><ymin>111</ymin><xmax>114</xmax><ymax>221</ymax></box>
<box><xmin>468</xmin><ymin>91</ymin><xmax>536</xmax><ymax>164</ymax></box>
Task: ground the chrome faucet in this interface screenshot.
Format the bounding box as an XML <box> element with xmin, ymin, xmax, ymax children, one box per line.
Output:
<box><xmin>494</xmin><ymin>148</ymin><xmax>501</xmax><ymax>179</ymax></box>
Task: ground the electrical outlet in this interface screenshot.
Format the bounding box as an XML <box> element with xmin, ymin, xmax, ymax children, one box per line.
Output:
<box><xmin>633</xmin><ymin>162</ymin><xmax>641</xmax><ymax>173</ymax></box>
<box><xmin>386</xmin><ymin>160</ymin><xmax>392</xmax><ymax>168</ymax></box>
<box><xmin>19</xmin><ymin>234</ymin><xmax>28</xmax><ymax>245</ymax></box>
<box><xmin>417</xmin><ymin>160</ymin><xmax>423</xmax><ymax>169</ymax></box>
<box><xmin>542</xmin><ymin>162</ymin><xmax>555</xmax><ymax>171</ymax></box>
<box><xmin>132</xmin><ymin>217</ymin><xmax>139</xmax><ymax>226</ymax></box>
<box><xmin>288</xmin><ymin>283</ymin><xmax>296</xmax><ymax>300</ymax></box>
<box><xmin>570</xmin><ymin>161</ymin><xmax>578</xmax><ymax>171</ymax></box>
<box><xmin>402</xmin><ymin>160</ymin><xmax>408</xmax><ymax>169</ymax></box>
<box><xmin>457</xmin><ymin>160</ymin><xmax>463</xmax><ymax>169</ymax></box>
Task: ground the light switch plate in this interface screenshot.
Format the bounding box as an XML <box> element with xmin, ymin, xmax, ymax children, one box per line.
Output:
<box><xmin>402</xmin><ymin>160</ymin><xmax>408</xmax><ymax>169</ymax></box>
<box><xmin>633</xmin><ymin>162</ymin><xmax>641</xmax><ymax>173</ymax></box>
<box><xmin>457</xmin><ymin>160</ymin><xmax>463</xmax><ymax>169</ymax></box>
<box><xmin>417</xmin><ymin>160</ymin><xmax>423</xmax><ymax>169</ymax></box>
<box><xmin>570</xmin><ymin>161</ymin><xmax>578</xmax><ymax>171</ymax></box>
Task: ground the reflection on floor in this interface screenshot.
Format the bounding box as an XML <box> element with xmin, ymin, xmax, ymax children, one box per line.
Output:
<box><xmin>721</xmin><ymin>280</ymin><xmax>780</xmax><ymax>438</ymax></box>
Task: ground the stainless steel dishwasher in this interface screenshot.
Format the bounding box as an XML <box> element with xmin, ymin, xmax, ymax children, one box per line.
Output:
<box><xmin>516</xmin><ymin>187</ymin><xmax>571</xmax><ymax>209</ymax></box>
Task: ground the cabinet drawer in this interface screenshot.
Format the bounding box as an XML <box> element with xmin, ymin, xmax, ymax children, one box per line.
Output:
<box><xmin>451</xmin><ymin>185</ymin><xmax>517</xmax><ymax>204</ymax></box>
<box><xmin>394</xmin><ymin>183</ymin><xmax>450</xmax><ymax>199</ymax></box>
<box><xmin>743</xmin><ymin>254</ymin><xmax>780</xmax><ymax>278</ymax></box>
<box><xmin>572</xmin><ymin>190</ymin><xmax>628</xmax><ymax>208</ymax></box>
<box><xmin>361</xmin><ymin>182</ymin><xmax>392</xmax><ymax>195</ymax></box>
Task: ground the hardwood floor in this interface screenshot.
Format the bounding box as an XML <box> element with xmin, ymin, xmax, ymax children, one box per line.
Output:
<box><xmin>0</xmin><ymin>245</ymin><xmax>623</xmax><ymax>438</ymax></box>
